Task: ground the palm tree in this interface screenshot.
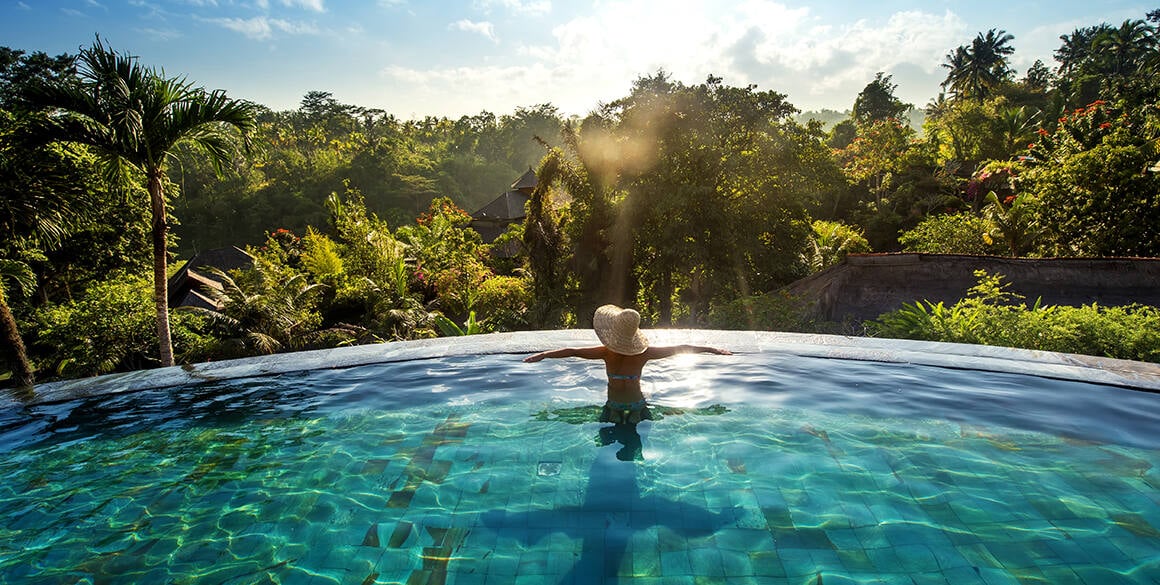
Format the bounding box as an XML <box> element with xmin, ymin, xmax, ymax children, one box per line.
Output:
<box><xmin>1054</xmin><ymin>26</ymin><xmax>1103</xmax><ymax>78</ymax></box>
<box><xmin>996</xmin><ymin>105</ymin><xmax>1041</xmax><ymax>156</ymax></box>
<box><xmin>29</xmin><ymin>37</ymin><xmax>257</xmax><ymax>367</ymax></box>
<box><xmin>942</xmin><ymin>29</ymin><xmax>1015</xmax><ymax>101</ymax></box>
<box><xmin>1092</xmin><ymin>19</ymin><xmax>1158</xmax><ymax>97</ymax></box>
<box><xmin>940</xmin><ymin>46</ymin><xmax>971</xmax><ymax>98</ymax></box>
<box><xmin>1</xmin><ymin>104</ymin><xmax>100</xmax><ymax>387</ymax></box>
<box><xmin>525</xmin><ymin>124</ymin><xmax>627</xmax><ymax>327</ymax></box>
<box><xmin>0</xmin><ymin>260</ymin><xmax>36</xmax><ymax>388</ymax></box>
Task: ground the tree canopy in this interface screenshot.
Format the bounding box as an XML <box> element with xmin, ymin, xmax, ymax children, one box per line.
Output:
<box><xmin>4</xmin><ymin>7</ymin><xmax>1160</xmax><ymax>382</ymax></box>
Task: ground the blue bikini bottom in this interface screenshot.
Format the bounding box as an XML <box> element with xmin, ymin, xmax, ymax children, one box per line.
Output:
<box><xmin>600</xmin><ymin>399</ymin><xmax>655</xmax><ymax>424</ymax></box>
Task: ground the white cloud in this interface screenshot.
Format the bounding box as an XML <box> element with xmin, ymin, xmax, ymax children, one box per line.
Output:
<box><xmin>475</xmin><ymin>0</ymin><xmax>550</xmax><ymax>16</ymax></box>
<box><xmin>208</xmin><ymin>16</ymin><xmax>273</xmax><ymax>38</ymax></box>
<box><xmin>204</xmin><ymin>16</ymin><xmax>319</xmax><ymax>40</ymax></box>
<box><xmin>282</xmin><ymin>0</ymin><xmax>325</xmax><ymax>12</ymax></box>
<box><xmin>245</xmin><ymin>0</ymin><xmax>324</xmax><ymax>11</ymax></box>
<box><xmin>382</xmin><ymin>62</ymin><xmax>566</xmax><ymax>116</ymax></box>
<box><xmin>376</xmin><ymin>1</ymin><xmax>986</xmax><ymax>115</ymax></box>
<box><xmin>137</xmin><ymin>27</ymin><xmax>183</xmax><ymax>41</ymax></box>
<box><xmin>129</xmin><ymin>0</ymin><xmax>166</xmax><ymax>19</ymax></box>
<box><xmin>17</xmin><ymin>1</ymin><xmax>31</xmax><ymax>9</ymax></box>
<box><xmin>772</xmin><ymin>10</ymin><xmax>967</xmax><ymax>98</ymax></box>
<box><xmin>451</xmin><ymin>19</ymin><xmax>498</xmax><ymax>42</ymax></box>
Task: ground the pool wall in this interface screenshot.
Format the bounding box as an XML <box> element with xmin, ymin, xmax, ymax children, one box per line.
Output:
<box><xmin>16</xmin><ymin>331</ymin><xmax>1160</xmax><ymax>406</ymax></box>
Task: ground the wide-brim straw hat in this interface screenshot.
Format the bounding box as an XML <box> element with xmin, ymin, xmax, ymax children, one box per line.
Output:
<box><xmin>593</xmin><ymin>304</ymin><xmax>649</xmax><ymax>355</ymax></box>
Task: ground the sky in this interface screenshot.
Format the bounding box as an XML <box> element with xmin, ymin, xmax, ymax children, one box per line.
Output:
<box><xmin>1</xmin><ymin>1</ymin><xmax>1152</xmax><ymax>120</ymax></box>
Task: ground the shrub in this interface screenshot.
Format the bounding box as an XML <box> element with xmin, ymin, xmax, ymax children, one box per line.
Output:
<box><xmin>867</xmin><ymin>271</ymin><xmax>1160</xmax><ymax>362</ymax></box>
<box><xmin>31</xmin><ymin>274</ymin><xmax>212</xmax><ymax>378</ymax></box>
<box><xmin>898</xmin><ymin>212</ymin><xmax>996</xmax><ymax>255</ymax></box>
<box><xmin>807</xmin><ymin>220</ymin><xmax>871</xmax><ymax>271</ymax></box>
<box><xmin>474</xmin><ymin>275</ymin><xmax>532</xmax><ymax>332</ymax></box>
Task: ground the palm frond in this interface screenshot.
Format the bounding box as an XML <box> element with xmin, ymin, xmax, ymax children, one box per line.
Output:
<box><xmin>0</xmin><ymin>260</ymin><xmax>36</xmax><ymax>298</ymax></box>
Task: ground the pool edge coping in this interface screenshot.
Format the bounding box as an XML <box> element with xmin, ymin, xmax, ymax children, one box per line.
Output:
<box><xmin>15</xmin><ymin>330</ymin><xmax>1160</xmax><ymax>405</ymax></box>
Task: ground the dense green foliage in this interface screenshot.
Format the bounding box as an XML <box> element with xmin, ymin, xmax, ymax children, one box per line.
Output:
<box><xmin>32</xmin><ymin>274</ymin><xmax>212</xmax><ymax>377</ymax></box>
<box><xmin>899</xmin><ymin>213</ymin><xmax>996</xmax><ymax>255</ymax></box>
<box><xmin>525</xmin><ymin>73</ymin><xmax>838</xmax><ymax>327</ymax></box>
<box><xmin>3</xmin><ymin>9</ymin><xmax>1160</xmax><ymax>383</ymax></box>
<box><xmin>172</xmin><ymin>97</ymin><xmax>563</xmax><ymax>255</ymax></box>
<box><xmin>868</xmin><ymin>271</ymin><xmax>1160</xmax><ymax>363</ymax></box>
<box><xmin>806</xmin><ymin>220</ymin><xmax>871</xmax><ymax>271</ymax></box>
<box><xmin>706</xmin><ymin>291</ymin><xmax>835</xmax><ymax>334</ymax></box>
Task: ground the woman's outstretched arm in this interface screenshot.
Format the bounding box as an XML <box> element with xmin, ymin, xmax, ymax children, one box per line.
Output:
<box><xmin>523</xmin><ymin>346</ymin><xmax>606</xmax><ymax>362</ymax></box>
<box><xmin>644</xmin><ymin>345</ymin><xmax>732</xmax><ymax>360</ymax></box>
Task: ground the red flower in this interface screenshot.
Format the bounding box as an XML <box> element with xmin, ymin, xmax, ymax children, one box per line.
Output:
<box><xmin>1036</xmin><ymin>128</ymin><xmax>1048</xmax><ymax>136</ymax></box>
<box><xmin>1099</xmin><ymin>122</ymin><xmax>1112</xmax><ymax>129</ymax></box>
<box><xmin>1004</xmin><ymin>195</ymin><xmax>1016</xmax><ymax>205</ymax></box>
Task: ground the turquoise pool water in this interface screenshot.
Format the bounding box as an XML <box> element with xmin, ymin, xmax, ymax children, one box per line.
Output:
<box><xmin>1</xmin><ymin>345</ymin><xmax>1158</xmax><ymax>584</ymax></box>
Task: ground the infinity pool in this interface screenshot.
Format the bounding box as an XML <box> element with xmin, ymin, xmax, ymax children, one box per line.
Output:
<box><xmin>1</xmin><ymin>332</ymin><xmax>1158</xmax><ymax>584</ymax></box>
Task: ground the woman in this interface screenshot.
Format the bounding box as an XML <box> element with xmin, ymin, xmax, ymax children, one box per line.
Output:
<box><xmin>523</xmin><ymin>304</ymin><xmax>731</xmax><ymax>424</ymax></box>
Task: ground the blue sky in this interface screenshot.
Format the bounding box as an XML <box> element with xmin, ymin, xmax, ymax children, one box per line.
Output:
<box><xmin>1</xmin><ymin>1</ymin><xmax>1151</xmax><ymax>119</ymax></box>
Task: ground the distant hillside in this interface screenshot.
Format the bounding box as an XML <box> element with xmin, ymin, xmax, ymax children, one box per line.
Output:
<box><xmin>797</xmin><ymin>108</ymin><xmax>926</xmax><ymax>134</ymax></box>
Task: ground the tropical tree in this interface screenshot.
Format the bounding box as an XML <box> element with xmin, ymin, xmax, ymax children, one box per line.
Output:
<box><xmin>1091</xmin><ymin>19</ymin><xmax>1159</xmax><ymax>103</ymax></box>
<box><xmin>28</xmin><ymin>37</ymin><xmax>258</xmax><ymax>367</ymax></box>
<box><xmin>187</xmin><ymin>262</ymin><xmax>336</xmax><ymax>357</ymax></box>
<box><xmin>0</xmin><ymin>260</ymin><xmax>36</xmax><ymax>387</ymax></box>
<box><xmin>994</xmin><ymin>104</ymin><xmax>1041</xmax><ymax>156</ymax></box>
<box><xmin>942</xmin><ymin>29</ymin><xmax>1016</xmax><ymax>102</ymax></box>
<box><xmin>525</xmin><ymin>120</ymin><xmax>621</xmax><ymax>326</ymax></box>
<box><xmin>2</xmin><ymin>48</ymin><xmax>74</xmax><ymax>109</ymax></box>
<box><xmin>522</xmin><ymin>140</ymin><xmax>573</xmax><ymax>327</ymax></box>
<box><xmin>1</xmin><ymin>104</ymin><xmax>104</xmax><ymax>386</ymax></box>
<box><xmin>602</xmin><ymin>73</ymin><xmax>826</xmax><ymax>325</ymax></box>
<box><xmin>1054</xmin><ymin>20</ymin><xmax>1159</xmax><ymax>108</ymax></box>
<box><xmin>852</xmin><ymin>72</ymin><xmax>910</xmax><ymax>125</ymax></box>
<box><xmin>1055</xmin><ymin>26</ymin><xmax>1106</xmax><ymax>78</ymax></box>
<box><xmin>923</xmin><ymin>97</ymin><xmax>1028</xmax><ymax>169</ymax></box>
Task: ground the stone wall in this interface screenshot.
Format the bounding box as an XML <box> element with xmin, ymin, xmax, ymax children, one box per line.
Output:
<box><xmin>782</xmin><ymin>254</ymin><xmax>1160</xmax><ymax>323</ymax></box>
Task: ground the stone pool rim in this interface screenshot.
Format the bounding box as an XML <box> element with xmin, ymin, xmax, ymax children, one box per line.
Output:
<box><xmin>11</xmin><ymin>330</ymin><xmax>1160</xmax><ymax>406</ymax></box>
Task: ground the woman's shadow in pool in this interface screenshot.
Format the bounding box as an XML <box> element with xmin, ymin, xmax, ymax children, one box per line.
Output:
<box><xmin>481</xmin><ymin>422</ymin><xmax>739</xmax><ymax>584</ymax></box>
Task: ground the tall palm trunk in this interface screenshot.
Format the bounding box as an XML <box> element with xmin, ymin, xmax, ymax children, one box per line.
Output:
<box><xmin>0</xmin><ymin>291</ymin><xmax>34</xmax><ymax>388</ymax></box>
<box><xmin>148</xmin><ymin>169</ymin><xmax>175</xmax><ymax>367</ymax></box>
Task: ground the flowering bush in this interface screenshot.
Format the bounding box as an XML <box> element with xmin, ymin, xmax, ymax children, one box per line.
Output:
<box><xmin>965</xmin><ymin>163</ymin><xmax>1017</xmax><ymax>206</ymax></box>
<box><xmin>1028</xmin><ymin>100</ymin><xmax>1122</xmax><ymax>161</ymax></box>
<box><xmin>260</xmin><ymin>227</ymin><xmax>304</xmax><ymax>268</ymax></box>
<box><xmin>1020</xmin><ymin>101</ymin><xmax>1160</xmax><ymax>256</ymax></box>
